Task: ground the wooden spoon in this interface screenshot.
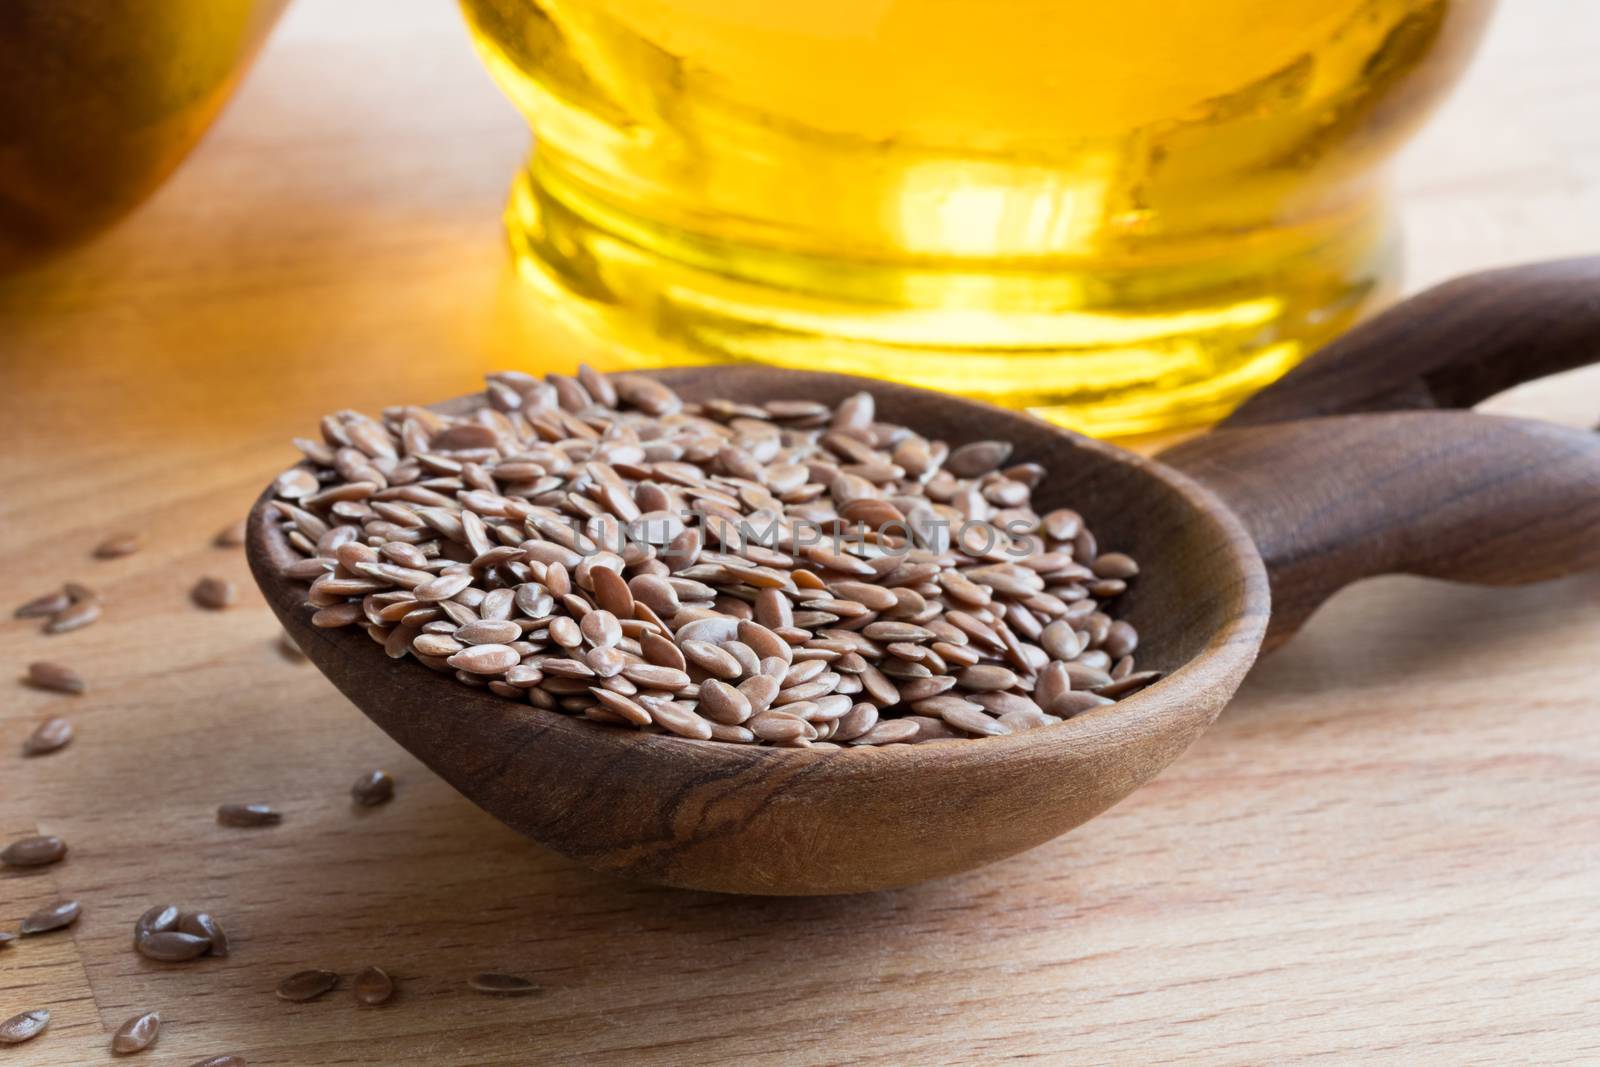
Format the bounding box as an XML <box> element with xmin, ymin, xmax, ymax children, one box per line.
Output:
<box><xmin>248</xmin><ymin>257</ymin><xmax>1600</xmax><ymax>895</ymax></box>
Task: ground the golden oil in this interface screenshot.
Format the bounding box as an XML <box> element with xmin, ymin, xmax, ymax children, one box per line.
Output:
<box><xmin>461</xmin><ymin>0</ymin><xmax>1493</xmax><ymax>435</ymax></box>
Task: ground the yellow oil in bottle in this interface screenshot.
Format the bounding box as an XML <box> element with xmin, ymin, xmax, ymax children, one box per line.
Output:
<box><xmin>461</xmin><ymin>0</ymin><xmax>1493</xmax><ymax>435</ymax></box>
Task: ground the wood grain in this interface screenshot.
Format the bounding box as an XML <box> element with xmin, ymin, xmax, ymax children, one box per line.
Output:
<box><xmin>4</xmin><ymin>1</ymin><xmax>1600</xmax><ymax>1063</ymax></box>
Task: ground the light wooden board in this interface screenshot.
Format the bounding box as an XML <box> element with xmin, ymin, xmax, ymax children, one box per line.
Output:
<box><xmin>3</xmin><ymin>2</ymin><xmax>1599</xmax><ymax>1063</ymax></box>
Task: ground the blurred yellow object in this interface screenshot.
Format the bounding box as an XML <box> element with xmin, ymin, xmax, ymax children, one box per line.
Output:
<box><xmin>0</xmin><ymin>0</ymin><xmax>288</xmax><ymax>269</ymax></box>
<box><xmin>462</xmin><ymin>0</ymin><xmax>1493</xmax><ymax>434</ymax></box>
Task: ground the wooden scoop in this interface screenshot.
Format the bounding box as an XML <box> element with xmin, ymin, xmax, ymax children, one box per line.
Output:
<box><xmin>248</xmin><ymin>257</ymin><xmax>1600</xmax><ymax>895</ymax></box>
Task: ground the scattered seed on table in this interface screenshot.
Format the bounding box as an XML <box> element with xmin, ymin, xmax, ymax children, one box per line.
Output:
<box><xmin>189</xmin><ymin>1056</ymin><xmax>246</xmax><ymax>1067</ymax></box>
<box><xmin>0</xmin><ymin>1009</ymin><xmax>49</xmax><ymax>1045</ymax></box>
<box><xmin>0</xmin><ymin>932</ymin><xmax>15</xmax><ymax>948</ymax></box>
<box><xmin>22</xmin><ymin>716</ymin><xmax>74</xmax><ymax>756</ymax></box>
<box><xmin>468</xmin><ymin>973</ymin><xmax>539</xmax><ymax>996</ymax></box>
<box><xmin>354</xmin><ymin>965</ymin><xmax>395</xmax><ymax>1005</ymax></box>
<box><xmin>111</xmin><ymin>1010</ymin><xmax>161</xmax><ymax>1054</ymax></box>
<box><xmin>94</xmin><ymin>533</ymin><xmax>142</xmax><ymax>559</ymax></box>
<box><xmin>136</xmin><ymin>931</ymin><xmax>211</xmax><ymax>962</ymax></box>
<box><xmin>192</xmin><ymin>576</ymin><xmax>236</xmax><ymax>610</ymax></box>
<box><xmin>44</xmin><ymin>582</ymin><xmax>102</xmax><ymax>634</ymax></box>
<box><xmin>216</xmin><ymin>803</ymin><xmax>281</xmax><ymax>828</ymax></box>
<box><xmin>13</xmin><ymin>589</ymin><xmax>70</xmax><ymax>618</ymax></box>
<box><xmin>178</xmin><ymin>911</ymin><xmax>229</xmax><ymax>957</ymax></box>
<box><xmin>44</xmin><ymin>601</ymin><xmax>102</xmax><ymax>634</ymax></box>
<box><xmin>25</xmin><ymin>661</ymin><xmax>85</xmax><ymax>695</ymax></box>
<box><xmin>20</xmin><ymin>899</ymin><xmax>81</xmax><ymax>935</ymax></box>
<box><xmin>214</xmin><ymin>519</ymin><xmax>248</xmax><ymax>548</ymax></box>
<box><xmin>351</xmin><ymin>769</ymin><xmax>394</xmax><ymax>807</ymax></box>
<box><xmin>276</xmin><ymin>969</ymin><xmax>339</xmax><ymax>1002</ymax></box>
<box><xmin>135</xmin><ymin>904</ymin><xmax>181</xmax><ymax>939</ymax></box>
<box><xmin>2</xmin><ymin>834</ymin><xmax>67</xmax><ymax>867</ymax></box>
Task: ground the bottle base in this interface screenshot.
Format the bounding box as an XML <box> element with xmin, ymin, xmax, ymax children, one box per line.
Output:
<box><xmin>503</xmin><ymin>158</ymin><xmax>1395</xmax><ymax>438</ymax></box>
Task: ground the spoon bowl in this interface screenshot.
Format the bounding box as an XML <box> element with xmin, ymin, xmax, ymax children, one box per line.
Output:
<box><xmin>251</xmin><ymin>367</ymin><xmax>1267</xmax><ymax>894</ymax></box>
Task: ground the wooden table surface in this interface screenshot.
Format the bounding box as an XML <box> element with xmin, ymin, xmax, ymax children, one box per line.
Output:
<box><xmin>4</xmin><ymin>3</ymin><xmax>1599</xmax><ymax>1064</ymax></box>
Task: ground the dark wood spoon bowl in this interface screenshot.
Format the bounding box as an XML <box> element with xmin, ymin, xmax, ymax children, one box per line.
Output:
<box><xmin>249</xmin><ymin>257</ymin><xmax>1600</xmax><ymax>895</ymax></box>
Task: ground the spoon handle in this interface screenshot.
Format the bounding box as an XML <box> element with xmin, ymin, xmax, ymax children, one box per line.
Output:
<box><xmin>1161</xmin><ymin>255</ymin><xmax>1600</xmax><ymax>651</ymax></box>
<box><xmin>1161</xmin><ymin>412</ymin><xmax>1600</xmax><ymax>651</ymax></box>
<box><xmin>1222</xmin><ymin>255</ymin><xmax>1600</xmax><ymax>426</ymax></box>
